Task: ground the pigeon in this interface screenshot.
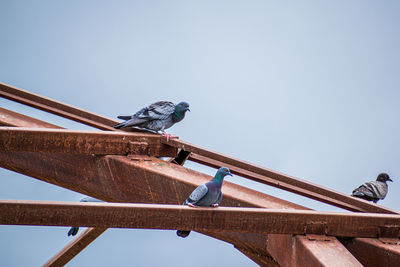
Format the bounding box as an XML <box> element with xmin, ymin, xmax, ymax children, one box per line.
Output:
<box><xmin>351</xmin><ymin>173</ymin><xmax>393</xmax><ymax>203</ymax></box>
<box><xmin>177</xmin><ymin>167</ymin><xmax>232</xmax><ymax>238</ymax></box>
<box><xmin>67</xmin><ymin>197</ymin><xmax>103</xmax><ymax>236</ymax></box>
<box><xmin>114</xmin><ymin>101</ymin><xmax>190</xmax><ymax>140</ymax></box>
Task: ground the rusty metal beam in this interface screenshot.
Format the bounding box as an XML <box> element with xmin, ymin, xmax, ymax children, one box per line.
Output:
<box><xmin>0</xmin><ymin>82</ymin><xmax>120</xmax><ymax>131</ymax></box>
<box><xmin>340</xmin><ymin>237</ymin><xmax>400</xmax><ymax>267</ymax></box>
<box><xmin>0</xmin><ymin>127</ymin><xmax>176</xmax><ymax>157</ymax></box>
<box><xmin>266</xmin><ymin>235</ymin><xmax>363</xmax><ymax>267</ymax></box>
<box><xmin>0</xmin><ymin>107</ymin><xmax>62</xmax><ymax>128</ymax></box>
<box><xmin>43</xmin><ymin>227</ymin><xmax>107</xmax><ymax>267</ymax></box>
<box><xmin>2</xmin><ymin>200</ymin><xmax>400</xmax><ymax>237</ymax></box>
<box><xmin>175</xmin><ymin>142</ymin><xmax>398</xmax><ymax>214</ymax></box>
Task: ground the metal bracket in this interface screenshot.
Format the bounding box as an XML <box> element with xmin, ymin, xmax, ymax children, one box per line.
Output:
<box><xmin>305</xmin><ymin>234</ymin><xmax>332</xmax><ymax>241</ymax></box>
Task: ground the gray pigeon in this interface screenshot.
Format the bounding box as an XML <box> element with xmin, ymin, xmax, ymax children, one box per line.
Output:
<box><xmin>114</xmin><ymin>101</ymin><xmax>190</xmax><ymax>139</ymax></box>
<box><xmin>67</xmin><ymin>197</ymin><xmax>103</xmax><ymax>236</ymax></box>
<box><xmin>351</xmin><ymin>173</ymin><xmax>393</xmax><ymax>203</ymax></box>
<box><xmin>177</xmin><ymin>167</ymin><xmax>232</xmax><ymax>238</ymax></box>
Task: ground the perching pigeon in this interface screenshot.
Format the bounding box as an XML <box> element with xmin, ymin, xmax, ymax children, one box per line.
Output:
<box><xmin>351</xmin><ymin>173</ymin><xmax>393</xmax><ymax>203</ymax></box>
<box><xmin>67</xmin><ymin>197</ymin><xmax>103</xmax><ymax>236</ymax></box>
<box><xmin>177</xmin><ymin>167</ymin><xmax>232</xmax><ymax>238</ymax></box>
<box><xmin>114</xmin><ymin>101</ymin><xmax>190</xmax><ymax>139</ymax></box>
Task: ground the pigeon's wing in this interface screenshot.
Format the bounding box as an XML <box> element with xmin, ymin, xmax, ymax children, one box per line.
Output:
<box><xmin>115</xmin><ymin>102</ymin><xmax>175</xmax><ymax>128</ymax></box>
<box><xmin>185</xmin><ymin>184</ymin><xmax>208</xmax><ymax>205</ymax></box>
<box><xmin>352</xmin><ymin>181</ymin><xmax>388</xmax><ymax>200</ymax></box>
<box><xmin>352</xmin><ymin>183</ymin><xmax>375</xmax><ymax>198</ymax></box>
<box><xmin>137</xmin><ymin>101</ymin><xmax>175</xmax><ymax>120</ymax></box>
<box><xmin>365</xmin><ymin>181</ymin><xmax>388</xmax><ymax>199</ymax></box>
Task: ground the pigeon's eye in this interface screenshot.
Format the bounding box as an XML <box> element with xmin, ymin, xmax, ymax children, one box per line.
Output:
<box><xmin>224</xmin><ymin>169</ymin><xmax>228</xmax><ymax>172</ymax></box>
<box><xmin>181</xmin><ymin>104</ymin><xmax>185</xmax><ymax>106</ymax></box>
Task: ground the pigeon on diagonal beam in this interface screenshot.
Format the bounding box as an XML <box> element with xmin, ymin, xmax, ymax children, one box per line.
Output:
<box><xmin>351</xmin><ymin>173</ymin><xmax>393</xmax><ymax>203</ymax></box>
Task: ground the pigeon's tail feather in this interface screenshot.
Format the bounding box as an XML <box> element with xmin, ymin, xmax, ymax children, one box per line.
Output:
<box><xmin>114</xmin><ymin>121</ymin><xmax>127</xmax><ymax>129</ymax></box>
<box><xmin>177</xmin><ymin>230</ymin><xmax>191</xmax><ymax>238</ymax></box>
<box><xmin>68</xmin><ymin>227</ymin><xmax>80</xmax><ymax>236</ymax></box>
<box><xmin>117</xmin><ymin>115</ymin><xmax>132</xmax><ymax>120</ymax></box>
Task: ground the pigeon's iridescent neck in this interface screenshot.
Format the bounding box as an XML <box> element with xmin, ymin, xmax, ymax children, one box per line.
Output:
<box><xmin>173</xmin><ymin>109</ymin><xmax>186</xmax><ymax>122</ymax></box>
<box><xmin>211</xmin><ymin>172</ymin><xmax>224</xmax><ymax>184</ymax></box>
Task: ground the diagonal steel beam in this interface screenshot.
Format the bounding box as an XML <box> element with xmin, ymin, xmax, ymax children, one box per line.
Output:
<box><xmin>43</xmin><ymin>227</ymin><xmax>107</xmax><ymax>267</ymax></box>
<box><xmin>0</xmin><ymin>127</ymin><xmax>176</xmax><ymax>157</ymax></box>
<box><xmin>2</xmin><ymin>200</ymin><xmax>400</xmax><ymax>237</ymax></box>
<box><xmin>0</xmin><ymin>107</ymin><xmax>62</xmax><ymax>128</ymax></box>
<box><xmin>0</xmin><ymin>82</ymin><xmax>119</xmax><ymax>131</ymax></box>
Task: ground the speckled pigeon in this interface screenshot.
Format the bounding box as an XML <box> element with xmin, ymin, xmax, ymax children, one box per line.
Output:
<box><xmin>114</xmin><ymin>101</ymin><xmax>190</xmax><ymax>139</ymax></box>
<box><xmin>67</xmin><ymin>197</ymin><xmax>103</xmax><ymax>236</ymax></box>
<box><xmin>177</xmin><ymin>167</ymin><xmax>232</xmax><ymax>238</ymax></box>
<box><xmin>351</xmin><ymin>173</ymin><xmax>393</xmax><ymax>203</ymax></box>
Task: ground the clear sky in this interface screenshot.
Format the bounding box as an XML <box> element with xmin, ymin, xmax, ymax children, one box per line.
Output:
<box><xmin>1</xmin><ymin>1</ymin><xmax>400</xmax><ymax>266</ymax></box>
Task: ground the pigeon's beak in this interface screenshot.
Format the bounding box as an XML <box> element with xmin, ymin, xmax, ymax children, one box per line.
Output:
<box><xmin>186</xmin><ymin>108</ymin><xmax>190</xmax><ymax>112</ymax></box>
<box><xmin>227</xmin><ymin>172</ymin><xmax>233</xmax><ymax>177</ymax></box>
<box><xmin>388</xmin><ymin>178</ymin><xmax>393</xmax><ymax>182</ymax></box>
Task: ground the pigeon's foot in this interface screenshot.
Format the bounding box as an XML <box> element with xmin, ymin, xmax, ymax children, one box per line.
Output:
<box><xmin>211</xmin><ymin>203</ymin><xmax>219</xmax><ymax>207</ymax></box>
<box><xmin>187</xmin><ymin>203</ymin><xmax>197</xmax><ymax>208</ymax></box>
<box><xmin>161</xmin><ymin>132</ymin><xmax>179</xmax><ymax>142</ymax></box>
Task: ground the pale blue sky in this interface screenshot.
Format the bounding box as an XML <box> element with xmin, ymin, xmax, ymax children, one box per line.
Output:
<box><xmin>1</xmin><ymin>1</ymin><xmax>400</xmax><ymax>266</ymax></box>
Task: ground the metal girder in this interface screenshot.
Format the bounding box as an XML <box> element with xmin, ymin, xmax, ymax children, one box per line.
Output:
<box><xmin>0</xmin><ymin>127</ymin><xmax>176</xmax><ymax>157</ymax></box>
<box><xmin>340</xmin><ymin>237</ymin><xmax>400</xmax><ymax>267</ymax></box>
<box><xmin>266</xmin><ymin>234</ymin><xmax>363</xmax><ymax>267</ymax></box>
<box><xmin>0</xmin><ymin>82</ymin><xmax>119</xmax><ymax>131</ymax></box>
<box><xmin>1</xmin><ymin>200</ymin><xmax>400</xmax><ymax>238</ymax></box>
<box><xmin>0</xmin><ymin>107</ymin><xmax>63</xmax><ymax>128</ymax></box>
<box><xmin>43</xmin><ymin>227</ymin><xmax>107</xmax><ymax>267</ymax></box>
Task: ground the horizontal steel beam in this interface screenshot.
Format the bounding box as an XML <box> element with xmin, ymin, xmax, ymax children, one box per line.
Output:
<box><xmin>1</xmin><ymin>200</ymin><xmax>400</xmax><ymax>238</ymax></box>
<box><xmin>0</xmin><ymin>127</ymin><xmax>176</xmax><ymax>157</ymax></box>
<box><xmin>168</xmin><ymin>140</ymin><xmax>398</xmax><ymax>214</ymax></box>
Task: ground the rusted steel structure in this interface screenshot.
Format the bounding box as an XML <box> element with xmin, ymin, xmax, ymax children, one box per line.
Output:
<box><xmin>1</xmin><ymin>82</ymin><xmax>400</xmax><ymax>266</ymax></box>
